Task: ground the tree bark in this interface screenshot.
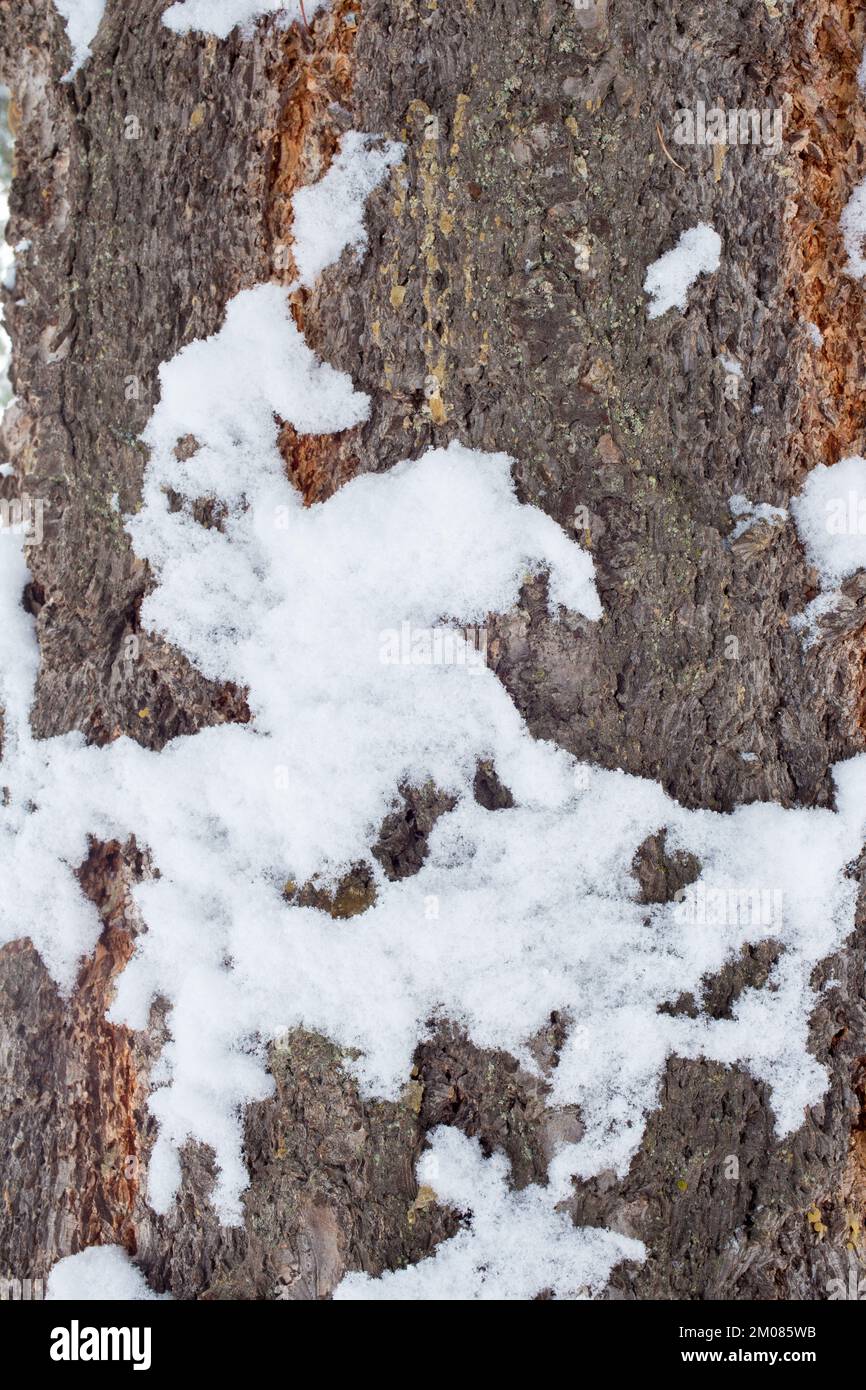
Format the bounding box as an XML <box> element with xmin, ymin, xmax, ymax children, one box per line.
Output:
<box><xmin>1</xmin><ymin>0</ymin><xmax>865</xmax><ymax>1299</ymax></box>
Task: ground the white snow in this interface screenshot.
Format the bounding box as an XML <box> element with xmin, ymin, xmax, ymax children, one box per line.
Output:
<box><xmin>791</xmin><ymin>456</ymin><xmax>866</xmax><ymax>588</ymax></box>
<box><xmin>0</xmin><ymin>530</ymin><xmax>40</xmax><ymax>750</ymax></box>
<box><xmin>841</xmin><ymin>60</ymin><xmax>866</xmax><ymax>276</ymax></box>
<box><xmin>162</xmin><ymin>0</ymin><xmax>327</xmax><ymax>39</ymax></box>
<box><xmin>790</xmin><ymin>591</ymin><xmax>839</xmax><ymax>649</ymax></box>
<box><xmin>643</xmin><ymin>223</ymin><xmax>721</xmax><ymax>319</ymax></box>
<box><xmin>0</xmin><ymin>279</ymin><xmax>602</xmax><ymax>1221</ymax></box>
<box><xmin>3</xmin><ymin>323</ymin><xmax>865</xmax><ymax>1229</ymax></box>
<box><xmin>728</xmin><ymin>493</ymin><xmax>788</xmax><ymax>542</ymax></box>
<box><xmin>291</xmin><ymin>132</ymin><xmax>403</xmax><ymax>288</ymax></box>
<box><xmin>789</xmin><ymin>457</ymin><xmax>866</xmax><ymax>645</ymax></box>
<box><xmin>840</xmin><ymin>177</ymin><xmax>866</xmax><ymax>279</ymax></box>
<box><xmin>47</xmin><ymin>1246</ymin><xmax>168</xmax><ymax>1301</ymax></box>
<box><xmin>334</xmin><ymin>1127</ymin><xmax>645</xmax><ymax>1300</ymax></box>
<box><xmin>805</xmin><ymin>321</ymin><xmax>824</xmax><ymax>348</ymax></box>
<box><xmin>52</xmin><ymin>1</ymin><xmax>106</xmax><ymax>78</ymax></box>
<box><xmin>0</xmin><ymin>93</ymin><xmax>12</xmax><ymax>417</ymax></box>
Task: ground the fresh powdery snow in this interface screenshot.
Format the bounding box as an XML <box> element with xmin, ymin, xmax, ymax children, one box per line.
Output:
<box><xmin>791</xmin><ymin>456</ymin><xmax>866</xmax><ymax>588</ymax></box>
<box><xmin>0</xmin><ymin>536</ymin><xmax>40</xmax><ymax>758</ymax></box>
<box><xmin>291</xmin><ymin>133</ymin><xmax>404</xmax><ymax>288</ymax></box>
<box><xmin>3</xmin><ymin>137</ymin><xmax>866</xmax><ymax>1301</ymax></box>
<box><xmin>162</xmin><ymin>0</ymin><xmax>326</xmax><ymax>39</ymax></box>
<box><xmin>643</xmin><ymin>223</ymin><xmax>722</xmax><ymax>319</ymax></box>
<box><xmin>790</xmin><ymin>456</ymin><xmax>866</xmax><ymax>644</ymax></box>
<box><xmin>52</xmin><ymin>1</ymin><xmax>106</xmax><ymax>77</ymax></box>
<box><xmin>334</xmin><ymin>1128</ymin><xmax>644</xmax><ymax>1301</ymax></box>
<box><xmin>47</xmin><ymin>1246</ymin><xmax>168</xmax><ymax>1301</ymax></box>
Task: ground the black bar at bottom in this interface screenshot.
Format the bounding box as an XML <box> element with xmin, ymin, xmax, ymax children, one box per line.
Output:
<box><xmin>2</xmin><ymin>1294</ymin><xmax>860</xmax><ymax>1376</ymax></box>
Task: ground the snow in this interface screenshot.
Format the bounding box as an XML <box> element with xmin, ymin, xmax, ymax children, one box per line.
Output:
<box><xmin>140</xmin><ymin>282</ymin><xmax>369</xmax><ymax>482</ymax></box>
<box><xmin>841</xmin><ymin>63</ymin><xmax>866</xmax><ymax>276</ymax></box>
<box><xmin>291</xmin><ymin>133</ymin><xmax>403</xmax><ymax>288</ymax></box>
<box><xmin>728</xmin><ymin>493</ymin><xmax>788</xmax><ymax>542</ymax></box>
<box><xmin>643</xmin><ymin>223</ymin><xmax>721</xmax><ymax>319</ymax></box>
<box><xmin>789</xmin><ymin>457</ymin><xmax>866</xmax><ymax>645</ymax></box>
<box><xmin>0</xmin><ymin>93</ymin><xmax>12</xmax><ymax>416</ymax></box>
<box><xmin>47</xmin><ymin>1246</ymin><xmax>168</xmax><ymax>1301</ymax></box>
<box><xmin>334</xmin><ymin>1127</ymin><xmax>645</xmax><ymax>1300</ymax></box>
<box><xmin>840</xmin><ymin>177</ymin><xmax>866</xmax><ymax>279</ymax></box>
<box><xmin>4</xmin><ymin>367</ymin><xmax>865</xmax><ymax>1226</ymax></box>
<box><xmin>52</xmin><ymin>1</ymin><xmax>106</xmax><ymax>78</ymax></box>
<box><xmin>790</xmin><ymin>590</ymin><xmax>843</xmax><ymax>651</ymax></box>
<box><xmin>0</xmin><ymin>277</ymin><xmax>601</xmax><ymax>1221</ymax></box>
<box><xmin>790</xmin><ymin>456</ymin><xmax>866</xmax><ymax>588</ymax></box>
<box><xmin>0</xmin><ymin>531</ymin><xmax>40</xmax><ymax>751</ymax></box>
<box><xmin>162</xmin><ymin>1</ymin><xmax>327</xmax><ymax>39</ymax></box>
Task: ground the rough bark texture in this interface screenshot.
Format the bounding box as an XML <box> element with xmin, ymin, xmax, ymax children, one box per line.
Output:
<box><xmin>1</xmin><ymin>0</ymin><xmax>865</xmax><ymax>1299</ymax></box>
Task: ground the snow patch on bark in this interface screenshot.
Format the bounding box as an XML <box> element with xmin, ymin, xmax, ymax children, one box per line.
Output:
<box><xmin>291</xmin><ymin>133</ymin><xmax>404</xmax><ymax>288</ymax></box>
<box><xmin>334</xmin><ymin>1127</ymin><xmax>645</xmax><ymax>1300</ymax></box>
<box><xmin>162</xmin><ymin>0</ymin><xmax>327</xmax><ymax>40</ymax></box>
<box><xmin>47</xmin><ymin>1246</ymin><xmax>168</xmax><ymax>1301</ymax></box>
<box><xmin>4</xmin><ymin>288</ymin><xmax>866</xmax><ymax>1238</ymax></box>
<box><xmin>791</xmin><ymin>456</ymin><xmax>866</xmax><ymax>588</ymax></box>
<box><xmin>52</xmin><ymin>1</ymin><xmax>106</xmax><ymax>78</ymax></box>
<box><xmin>790</xmin><ymin>457</ymin><xmax>866</xmax><ymax>642</ymax></box>
<box><xmin>0</xmin><ymin>290</ymin><xmax>602</xmax><ymax>1220</ymax></box>
<box><xmin>840</xmin><ymin>178</ymin><xmax>866</xmax><ymax>280</ymax></box>
<box><xmin>643</xmin><ymin>223</ymin><xmax>721</xmax><ymax>319</ymax></box>
<box><xmin>728</xmin><ymin>494</ymin><xmax>788</xmax><ymax>542</ymax></box>
<box><xmin>0</xmin><ymin>535</ymin><xmax>39</xmax><ymax>748</ymax></box>
<box><xmin>0</xmin><ymin>89</ymin><xmax>13</xmax><ymax>414</ymax></box>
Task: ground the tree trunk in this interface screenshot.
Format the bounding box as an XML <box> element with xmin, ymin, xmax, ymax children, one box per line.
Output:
<box><xmin>1</xmin><ymin>0</ymin><xmax>865</xmax><ymax>1300</ymax></box>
